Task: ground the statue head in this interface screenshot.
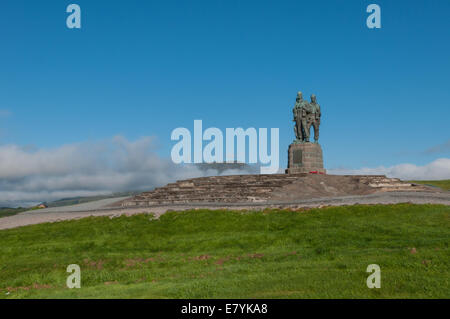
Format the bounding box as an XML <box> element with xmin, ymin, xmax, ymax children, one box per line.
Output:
<box><xmin>310</xmin><ymin>94</ymin><xmax>317</xmax><ymax>103</ymax></box>
<box><xmin>296</xmin><ymin>91</ymin><xmax>303</xmax><ymax>102</ymax></box>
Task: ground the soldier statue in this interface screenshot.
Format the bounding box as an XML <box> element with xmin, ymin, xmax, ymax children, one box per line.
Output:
<box><xmin>292</xmin><ymin>91</ymin><xmax>308</xmax><ymax>142</ymax></box>
<box><xmin>292</xmin><ymin>91</ymin><xmax>321</xmax><ymax>143</ymax></box>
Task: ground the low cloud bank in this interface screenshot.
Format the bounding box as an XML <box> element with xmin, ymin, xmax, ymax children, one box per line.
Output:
<box><xmin>0</xmin><ymin>136</ymin><xmax>252</xmax><ymax>207</ymax></box>
<box><xmin>328</xmin><ymin>158</ymin><xmax>450</xmax><ymax>181</ymax></box>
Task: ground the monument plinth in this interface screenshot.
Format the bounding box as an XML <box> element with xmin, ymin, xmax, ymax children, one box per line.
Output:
<box><xmin>286</xmin><ymin>142</ymin><xmax>326</xmax><ymax>174</ymax></box>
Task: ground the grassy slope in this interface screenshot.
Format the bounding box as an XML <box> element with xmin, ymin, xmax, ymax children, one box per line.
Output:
<box><xmin>0</xmin><ymin>204</ymin><xmax>448</xmax><ymax>299</ymax></box>
<box><xmin>409</xmin><ymin>180</ymin><xmax>450</xmax><ymax>191</ymax></box>
<box><xmin>0</xmin><ymin>207</ymin><xmax>29</xmax><ymax>218</ymax></box>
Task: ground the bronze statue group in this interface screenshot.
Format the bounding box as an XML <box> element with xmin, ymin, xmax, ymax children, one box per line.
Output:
<box><xmin>293</xmin><ymin>91</ymin><xmax>321</xmax><ymax>143</ymax></box>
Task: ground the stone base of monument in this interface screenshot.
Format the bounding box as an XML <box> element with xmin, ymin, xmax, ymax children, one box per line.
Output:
<box><xmin>286</xmin><ymin>142</ymin><xmax>326</xmax><ymax>174</ymax></box>
<box><xmin>118</xmin><ymin>174</ymin><xmax>434</xmax><ymax>207</ymax></box>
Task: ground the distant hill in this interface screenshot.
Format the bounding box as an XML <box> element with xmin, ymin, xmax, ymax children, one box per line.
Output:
<box><xmin>44</xmin><ymin>191</ymin><xmax>139</xmax><ymax>208</ymax></box>
<box><xmin>0</xmin><ymin>207</ymin><xmax>29</xmax><ymax>218</ymax></box>
<box><xmin>0</xmin><ymin>192</ymin><xmax>139</xmax><ymax>217</ymax></box>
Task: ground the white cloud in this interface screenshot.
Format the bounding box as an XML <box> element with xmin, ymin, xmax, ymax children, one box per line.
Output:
<box><xmin>0</xmin><ymin>136</ymin><xmax>247</xmax><ymax>207</ymax></box>
<box><xmin>328</xmin><ymin>158</ymin><xmax>450</xmax><ymax>181</ymax></box>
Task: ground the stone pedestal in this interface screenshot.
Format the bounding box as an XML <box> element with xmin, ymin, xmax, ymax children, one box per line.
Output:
<box><xmin>286</xmin><ymin>142</ymin><xmax>326</xmax><ymax>174</ymax></box>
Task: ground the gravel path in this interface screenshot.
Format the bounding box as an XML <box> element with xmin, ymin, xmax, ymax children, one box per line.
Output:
<box><xmin>0</xmin><ymin>191</ymin><xmax>449</xmax><ymax>230</ymax></box>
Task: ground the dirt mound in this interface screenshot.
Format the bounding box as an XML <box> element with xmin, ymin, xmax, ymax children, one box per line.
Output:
<box><xmin>119</xmin><ymin>174</ymin><xmax>433</xmax><ymax>207</ymax></box>
<box><xmin>269</xmin><ymin>175</ymin><xmax>377</xmax><ymax>201</ymax></box>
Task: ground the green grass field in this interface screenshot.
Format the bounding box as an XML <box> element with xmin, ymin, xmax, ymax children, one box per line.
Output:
<box><xmin>0</xmin><ymin>204</ymin><xmax>448</xmax><ymax>298</ymax></box>
<box><xmin>409</xmin><ymin>180</ymin><xmax>450</xmax><ymax>191</ymax></box>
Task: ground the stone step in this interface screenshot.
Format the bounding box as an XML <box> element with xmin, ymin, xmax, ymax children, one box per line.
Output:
<box><xmin>121</xmin><ymin>174</ymin><xmax>428</xmax><ymax>207</ymax></box>
<box><xmin>122</xmin><ymin>174</ymin><xmax>301</xmax><ymax>206</ymax></box>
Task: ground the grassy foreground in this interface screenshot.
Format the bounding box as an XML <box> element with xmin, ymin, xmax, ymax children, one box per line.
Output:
<box><xmin>0</xmin><ymin>204</ymin><xmax>448</xmax><ymax>299</ymax></box>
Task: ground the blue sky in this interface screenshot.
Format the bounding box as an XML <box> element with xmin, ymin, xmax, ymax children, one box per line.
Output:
<box><xmin>0</xmin><ymin>0</ymin><xmax>449</xmax><ymax>204</ymax></box>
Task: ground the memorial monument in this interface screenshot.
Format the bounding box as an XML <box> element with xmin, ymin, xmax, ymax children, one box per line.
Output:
<box><xmin>120</xmin><ymin>90</ymin><xmax>435</xmax><ymax>208</ymax></box>
<box><xmin>286</xmin><ymin>91</ymin><xmax>326</xmax><ymax>174</ymax></box>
